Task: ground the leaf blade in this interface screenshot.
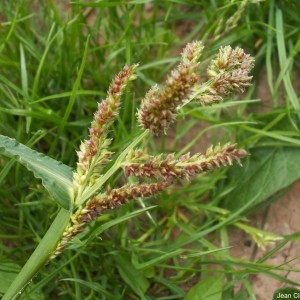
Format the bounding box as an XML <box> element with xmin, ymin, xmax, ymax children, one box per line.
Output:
<box><xmin>224</xmin><ymin>146</ymin><xmax>300</xmax><ymax>212</ymax></box>
<box><xmin>185</xmin><ymin>274</ymin><xmax>224</xmax><ymax>300</ymax></box>
<box><xmin>0</xmin><ymin>135</ymin><xmax>73</xmax><ymax>210</ymax></box>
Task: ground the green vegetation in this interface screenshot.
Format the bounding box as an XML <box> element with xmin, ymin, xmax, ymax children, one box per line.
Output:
<box><xmin>0</xmin><ymin>1</ymin><xmax>299</xmax><ymax>299</ymax></box>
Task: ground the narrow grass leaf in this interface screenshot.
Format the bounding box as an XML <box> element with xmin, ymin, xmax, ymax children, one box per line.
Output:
<box><xmin>153</xmin><ymin>276</ymin><xmax>185</xmax><ymax>297</ymax></box>
<box><xmin>61</xmin><ymin>278</ymin><xmax>116</xmax><ymax>298</ymax></box>
<box><xmin>265</xmin><ymin>0</ymin><xmax>276</xmax><ymax>97</ymax></box>
<box><xmin>132</xmin><ymin>249</ymin><xmax>183</xmax><ymax>270</ymax></box>
<box><xmin>19</xmin><ymin>43</ymin><xmax>31</xmax><ymax>133</ymax></box>
<box><xmin>51</xmin><ymin>35</ymin><xmax>90</xmax><ymax>152</ymax></box>
<box><xmin>275</xmin><ymin>8</ymin><xmax>299</xmax><ymax>109</ymax></box>
<box><xmin>84</xmin><ymin>206</ymin><xmax>156</xmax><ymax>245</ymax></box>
<box><xmin>0</xmin><ymin>107</ymin><xmax>62</xmax><ymax>124</ymax></box>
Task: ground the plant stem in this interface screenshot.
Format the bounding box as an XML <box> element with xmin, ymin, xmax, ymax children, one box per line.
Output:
<box><xmin>3</xmin><ymin>208</ymin><xmax>71</xmax><ymax>300</ymax></box>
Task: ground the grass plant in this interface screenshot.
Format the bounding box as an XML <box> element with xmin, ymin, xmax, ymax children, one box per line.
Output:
<box><xmin>0</xmin><ymin>1</ymin><xmax>300</xmax><ymax>299</ymax></box>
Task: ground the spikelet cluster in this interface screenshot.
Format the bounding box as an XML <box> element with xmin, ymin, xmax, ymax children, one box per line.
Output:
<box><xmin>124</xmin><ymin>144</ymin><xmax>247</xmax><ymax>181</ymax></box>
<box><xmin>73</xmin><ymin>65</ymin><xmax>138</xmax><ymax>196</ymax></box>
<box><xmin>50</xmin><ymin>181</ymin><xmax>171</xmax><ymax>259</ymax></box>
<box><xmin>137</xmin><ymin>43</ymin><xmax>254</xmax><ymax>134</ymax></box>
<box><xmin>197</xmin><ymin>46</ymin><xmax>255</xmax><ymax>105</ymax></box>
<box><xmin>51</xmin><ymin>41</ymin><xmax>254</xmax><ymax>259</ymax></box>
<box><xmin>137</xmin><ymin>41</ymin><xmax>204</xmax><ymax>135</ymax></box>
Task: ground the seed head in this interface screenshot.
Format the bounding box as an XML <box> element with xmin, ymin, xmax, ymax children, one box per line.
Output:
<box><xmin>137</xmin><ymin>41</ymin><xmax>203</xmax><ymax>135</ymax></box>
<box><xmin>124</xmin><ymin>144</ymin><xmax>248</xmax><ymax>181</ymax></box>
<box><xmin>73</xmin><ymin>64</ymin><xmax>138</xmax><ymax>192</ymax></box>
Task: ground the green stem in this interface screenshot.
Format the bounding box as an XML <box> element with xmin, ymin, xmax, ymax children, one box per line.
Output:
<box><xmin>3</xmin><ymin>208</ymin><xmax>71</xmax><ymax>300</ymax></box>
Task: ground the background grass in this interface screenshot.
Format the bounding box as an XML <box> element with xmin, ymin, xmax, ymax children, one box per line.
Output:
<box><xmin>0</xmin><ymin>0</ymin><xmax>300</xmax><ymax>299</ymax></box>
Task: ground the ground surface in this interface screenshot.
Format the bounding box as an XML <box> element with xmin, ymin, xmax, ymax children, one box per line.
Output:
<box><xmin>229</xmin><ymin>180</ymin><xmax>300</xmax><ymax>299</ymax></box>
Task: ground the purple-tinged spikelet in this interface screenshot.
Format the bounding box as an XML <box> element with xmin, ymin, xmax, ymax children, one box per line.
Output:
<box><xmin>73</xmin><ymin>64</ymin><xmax>138</xmax><ymax>191</ymax></box>
<box><xmin>137</xmin><ymin>41</ymin><xmax>203</xmax><ymax>135</ymax></box>
<box><xmin>50</xmin><ymin>180</ymin><xmax>171</xmax><ymax>259</ymax></box>
<box><xmin>124</xmin><ymin>144</ymin><xmax>247</xmax><ymax>180</ymax></box>
<box><xmin>197</xmin><ymin>46</ymin><xmax>254</xmax><ymax>105</ymax></box>
<box><xmin>78</xmin><ymin>181</ymin><xmax>171</xmax><ymax>223</ymax></box>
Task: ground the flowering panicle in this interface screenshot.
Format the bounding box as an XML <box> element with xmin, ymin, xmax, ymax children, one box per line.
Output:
<box><xmin>137</xmin><ymin>43</ymin><xmax>254</xmax><ymax>135</ymax></box>
<box><xmin>73</xmin><ymin>64</ymin><xmax>138</xmax><ymax>194</ymax></box>
<box><xmin>124</xmin><ymin>144</ymin><xmax>247</xmax><ymax>181</ymax></box>
<box><xmin>50</xmin><ymin>41</ymin><xmax>253</xmax><ymax>260</ymax></box>
<box><xmin>197</xmin><ymin>46</ymin><xmax>254</xmax><ymax>105</ymax></box>
<box><xmin>137</xmin><ymin>41</ymin><xmax>204</xmax><ymax>135</ymax></box>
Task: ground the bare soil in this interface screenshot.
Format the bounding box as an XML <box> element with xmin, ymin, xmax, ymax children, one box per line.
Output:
<box><xmin>229</xmin><ymin>180</ymin><xmax>300</xmax><ymax>299</ymax></box>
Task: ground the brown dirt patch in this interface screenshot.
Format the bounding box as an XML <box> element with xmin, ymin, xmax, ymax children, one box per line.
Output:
<box><xmin>229</xmin><ymin>180</ymin><xmax>300</xmax><ymax>299</ymax></box>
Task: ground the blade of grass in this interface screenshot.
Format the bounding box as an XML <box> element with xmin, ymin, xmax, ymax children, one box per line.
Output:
<box><xmin>2</xmin><ymin>208</ymin><xmax>71</xmax><ymax>300</ymax></box>
<box><xmin>275</xmin><ymin>7</ymin><xmax>299</xmax><ymax>110</ymax></box>
<box><xmin>50</xmin><ymin>35</ymin><xmax>90</xmax><ymax>152</ymax></box>
<box><xmin>19</xmin><ymin>43</ymin><xmax>31</xmax><ymax>133</ymax></box>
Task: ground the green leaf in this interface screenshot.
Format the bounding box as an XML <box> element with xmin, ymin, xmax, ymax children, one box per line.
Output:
<box><xmin>233</xmin><ymin>289</ymin><xmax>248</xmax><ymax>300</ymax></box>
<box><xmin>184</xmin><ymin>274</ymin><xmax>224</xmax><ymax>300</ymax></box>
<box><xmin>0</xmin><ymin>261</ymin><xmax>43</xmax><ymax>300</ymax></box>
<box><xmin>275</xmin><ymin>8</ymin><xmax>300</xmax><ymax>110</ymax></box>
<box><xmin>114</xmin><ymin>252</ymin><xmax>149</xmax><ymax>300</ymax></box>
<box><xmin>0</xmin><ymin>135</ymin><xmax>73</xmax><ymax>210</ymax></box>
<box><xmin>2</xmin><ymin>208</ymin><xmax>71</xmax><ymax>300</ymax></box>
<box><xmin>61</xmin><ymin>278</ymin><xmax>116</xmax><ymax>298</ymax></box>
<box><xmin>224</xmin><ymin>147</ymin><xmax>300</xmax><ymax>212</ymax></box>
<box><xmin>0</xmin><ymin>261</ymin><xmax>20</xmax><ymax>296</ymax></box>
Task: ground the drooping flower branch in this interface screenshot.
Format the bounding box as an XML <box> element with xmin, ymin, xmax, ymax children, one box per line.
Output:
<box><xmin>51</xmin><ymin>41</ymin><xmax>254</xmax><ymax>259</ymax></box>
